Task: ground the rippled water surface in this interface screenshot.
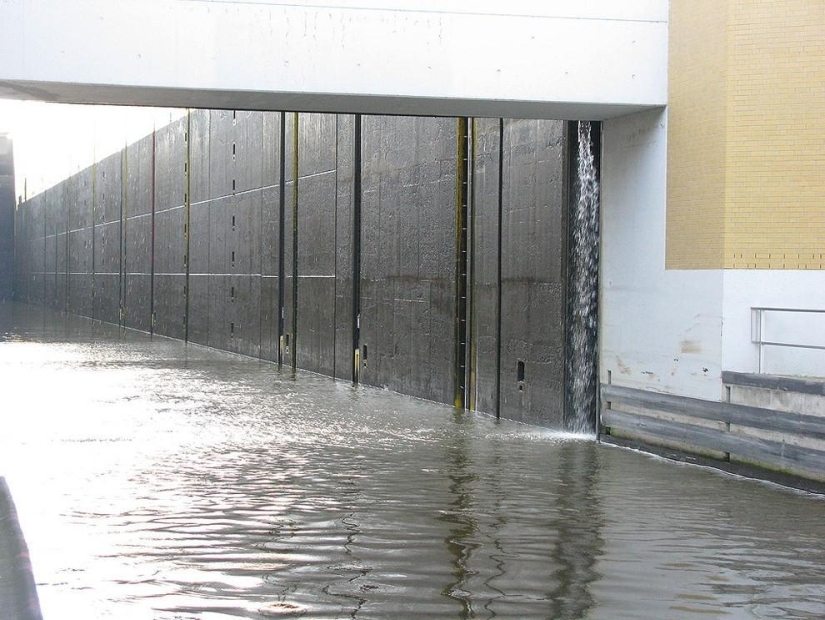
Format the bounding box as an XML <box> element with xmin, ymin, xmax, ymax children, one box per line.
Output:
<box><xmin>1</xmin><ymin>303</ymin><xmax>824</xmax><ymax>619</ymax></box>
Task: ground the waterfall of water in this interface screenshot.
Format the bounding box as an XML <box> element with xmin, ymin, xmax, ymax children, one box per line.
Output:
<box><xmin>567</xmin><ymin>121</ymin><xmax>600</xmax><ymax>434</ymax></box>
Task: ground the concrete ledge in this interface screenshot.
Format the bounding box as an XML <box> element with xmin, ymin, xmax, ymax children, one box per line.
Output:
<box><xmin>0</xmin><ymin>478</ymin><xmax>42</xmax><ymax>620</ymax></box>
<box><xmin>0</xmin><ymin>0</ymin><xmax>667</xmax><ymax>118</ymax></box>
<box><xmin>722</xmin><ymin>371</ymin><xmax>825</xmax><ymax>397</ymax></box>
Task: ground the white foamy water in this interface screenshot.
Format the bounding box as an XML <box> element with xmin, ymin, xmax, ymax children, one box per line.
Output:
<box><xmin>567</xmin><ymin>120</ymin><xmax>600</xmax><ymax>434</ymax></box>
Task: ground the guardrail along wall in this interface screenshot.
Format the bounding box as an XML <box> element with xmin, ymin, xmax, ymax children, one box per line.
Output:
<box><xmin>601</xmin><ymin>380</ymin><xmax>825</xmax><ymax>483</ymax></box>
<box><xmin>750</xmin><ymin>307</ymin><xmax>825</xmax><ymax>376</ymax></box>
<box><xmin>13</xmin><ymin>111</ymin><xmax>572</xmax><ymax>428</ymax></box>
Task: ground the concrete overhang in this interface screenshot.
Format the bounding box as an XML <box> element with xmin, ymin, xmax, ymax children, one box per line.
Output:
<box><xmin>0</xmin><ymin>0</ymin><xmax>668</xmax><ymax>120</ymax></box>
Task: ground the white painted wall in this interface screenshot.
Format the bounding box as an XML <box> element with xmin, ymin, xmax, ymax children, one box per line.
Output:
<box><xmin>600</xmin><ymin>109</ymin><xmax>725</xmax><ymax>400</ymax></box>
<box><xmin>0</xmin><ymin>0</ymin><xmax>668</xmax><ymax>119</ymax></box>
<box><xmin>722</xmin><ymin>271</ymin><xmax>825</xmax><ymax>377</ymax></box>
<box><xmin>600</xmin><ymin>109</ymin><xmax>825</xmax><ymax>396</ymax></box>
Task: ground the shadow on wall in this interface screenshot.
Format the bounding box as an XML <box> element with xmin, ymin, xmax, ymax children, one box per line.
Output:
<box><xmin>13</xmin><ymin>111</ymin><xmax>589</xmax><ymax>430</ymax></box>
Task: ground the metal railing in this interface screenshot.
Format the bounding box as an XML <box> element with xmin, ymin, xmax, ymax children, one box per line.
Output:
<box><xmin>751</xmin><ymin>307</ymin><xmax>825</xmax><ymax>374</ymax></box>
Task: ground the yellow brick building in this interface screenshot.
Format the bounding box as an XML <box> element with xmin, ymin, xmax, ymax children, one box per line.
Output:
<box><xmin>667</xmin><ymin>0</ymin><xmax>825</xmax><ymax>270</ymax></box>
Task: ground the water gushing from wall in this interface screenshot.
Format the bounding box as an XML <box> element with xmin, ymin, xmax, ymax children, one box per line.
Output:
<box><xmin>566</xmin><ymin>121</ymin><xmax>600</xmax><ymax>434</ymax></box>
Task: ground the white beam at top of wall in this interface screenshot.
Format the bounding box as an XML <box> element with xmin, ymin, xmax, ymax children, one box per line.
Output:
<box><xmin>0</xmin><ymin>0</ymin><xmax>668</xmax><ymax>119</ymax></box>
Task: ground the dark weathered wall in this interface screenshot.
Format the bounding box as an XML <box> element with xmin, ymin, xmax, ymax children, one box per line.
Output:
<box><xmin>260</xmin><ymin>112</ymin><xmax>282</xmax><ymax>363</ymax></box>
<box><xmin>333</xmin><ymin>115</ymin><xmax>356</xmax><ymax>382</ymax></box>
<box><xmin>468</xmin><ymin>118</ymin><xmax>503</xmax><ymax>416</ymax></box>
<box><xmin>360</xmin><ymin>116</ymin><xmax>458</xmax><ymax>404</ymax></box>
<box><xmin>499</xmin><ymin>119</ymin><xmax>567</xmax><ymax>426</ymax></box>
<box><xmin>296</xmin><ymin>113</ymin><xmax>338</xmax><ymax>377</ymax></box>
<box><xmin>93</xmin><ymin>152</ymin><xmax>123</xmax><ymax>325</ymax></box>
<box><xmin>69</xmin><ymin>168</ymin><xmax>94</xmax><ymax>318</ymax></box>
<box><xmin>13</xmin><ymin>112</ymin><xmax>571</xmax><ymax>428</ymax></box>
<box><xmin>18</xmin><ymin>191</ymin><xmax>45</xmax><ymax>307</ymax></box>
<box><xmin>0</xmin><ymin>135</ymin><xmax>13</xmax><ymax>302</ymax></box>
<box><xmin>466</xmin><ymin>119</ymin><xmax>568</xmax><ymax>426</ymax></box>
<box><xmin>153</xmin><ymin>116</ymin><xmax>188</xmax><ymax>341</ymax></box>
<box><xmin>123</xmin><ymin>134</ymin><xmax>154</xmax><ymax>333</ymax></box>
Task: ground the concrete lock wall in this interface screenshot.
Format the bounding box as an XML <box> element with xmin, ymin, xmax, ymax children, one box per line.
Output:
<box><xmin>13</xmin><ymin>111</ymin><xmax>575</xmax><ymax>428</ymax></box>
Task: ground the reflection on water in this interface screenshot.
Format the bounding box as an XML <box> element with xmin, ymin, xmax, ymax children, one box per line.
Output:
<box><xmin>1</xmin><ymin>302</ymin><xmax>824</xmax><ymax>619</ymax></box>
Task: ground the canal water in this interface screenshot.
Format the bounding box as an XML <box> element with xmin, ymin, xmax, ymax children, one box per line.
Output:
<box><xmin>1</xmin><ymin>303</ymin><xmax>824</xmax><ymax>619</ymax></box>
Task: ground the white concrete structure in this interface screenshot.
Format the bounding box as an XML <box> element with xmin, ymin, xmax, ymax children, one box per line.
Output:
<box><xmin>601</xmin><ymin>108</ymin><xmax>825</xmax><ymax>400</ymax></box>
<box><xmin>0</xmin><ymin>0</ymin><xmax>667</xmax><ymax>120</ymax></box>
<box><xmin>600</xmin><ymin>109</ymin><xmax>727</xmax><ymax>401</ymax></box>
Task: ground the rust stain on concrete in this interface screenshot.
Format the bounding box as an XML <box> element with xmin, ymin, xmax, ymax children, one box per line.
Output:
<box><xmin>680</xmin><ymin>340</ymin><xmax>701</xmax><ymax>354</ymax></box>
